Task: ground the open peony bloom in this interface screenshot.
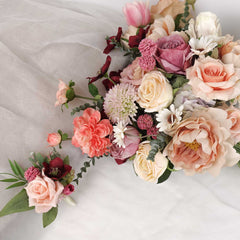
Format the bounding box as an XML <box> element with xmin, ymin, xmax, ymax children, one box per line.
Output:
<box><xmin>123</xmin><ymin>1</ymin><xmax>151</xmax><ymax>27</ymax></box>
<box><xmin>164</xmin><ymin>108</ymin><xmax>239</xmax><ymax>176</ymax></box>
<box><xmin>25</xmin><ymin>174</ymin><xmax>64</xmax><ymax>213</ymax></box>
<box><xmin>186</xmin><ymin>56</ymin><xmax>240</xmax><ymax>101</ymax></box>
<box><xmin>72</xmin><ymin>108</ymin><xmax>113</xmax><ymax>158</ymax></box>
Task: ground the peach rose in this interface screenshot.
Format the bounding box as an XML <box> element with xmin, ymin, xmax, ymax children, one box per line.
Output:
<box><xmin>134</xmin><ymin>141</ymin><xmax>168</xmax><ymax>183</ymax></box>
<box><xmin>186</xmin><ymin>56</ymin><xmax>240</xmax><ymax>101</ymax></box>
<box><xmin>25</xmin><ymin>175</ymin><xmax>64</xmax><ymax>213</ymax></box>
<box><xmin>55</xmin><ymin>79</ymin><xmax>69</xmax><ymax>107</ymax></box>
<box><xmin>220</xmin><ymin>41</ymin><xmax>240</xmax><ymax>68</ymax></box>
<box><xmin>120</xmin><ymin>57</ymin><xmax>146</xmax><ymax>86</ymax></box>
<box><xmin>150</xmin><ymin>0</ymin><xmax>185</xmax><ymax>20</ymax></box>
<box><xmin>137</xmin><ymin>71</ymin><xmax>173</xmax><ymax>112</ymax></box>
<box><xmin>47</xmin><ymin>133</ymin><xmax>61</xmax><ymax>147</ymax></box>
<box><xmin>226</xmin><ymin>107</ymin><xmax>240</xmax><ymax>144</ymax></box>
<box><xmin>146</xmin><ymin>15</ymin><xmax>175</xmax><ymax>41</ymax></box>
<box><xmin>164</xmin><ymin>108</ymin><xmax>239</xmax><ymax>176</ymax></box>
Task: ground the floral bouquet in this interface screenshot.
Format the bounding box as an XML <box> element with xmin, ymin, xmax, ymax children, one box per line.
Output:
<box><xmin>1</xmin><ymin>0</ymin><xmax>240</xmax><ymax>227</ymax></box>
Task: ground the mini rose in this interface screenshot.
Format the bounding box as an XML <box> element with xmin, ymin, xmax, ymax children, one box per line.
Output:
<box><xmin>63</xmin><ymin>184</ymin><xmax>75</xmax><ymax>196</ymax></box>
<box><xmin>155</xmin><ymin>34</ymin><xmax>191</xmax><ymax>74</ymax></box>
<box><xmin>123</xmin><ymin>1</ymin><xmax>151</xmax><ymax>27</ymax></box>
<box><xmin>226</xmin><ymin>107</ymin><xmax>240</xmax><ymax>144</ymax></box>
<box><xmin>25</xmin><ymin>175</ymin><xmax>64</xmax><ymax>213</ymax></box>
<box><xmin>134</xmin><ymin>141</ymin><xmax>168</xmax><ymax>183</ymax></box>
<box><xmin>195</xmin><ymin>12</ymin><xmax>221</xmax><ymax>37</ymax></box>
<box><xmin>137</xmin><ymin>71</ymin><xmax>173</xmax><ymax>112</ymax></box>
<box><xmin>186</xmin><ymin>56</ymin><xmax>240</xmax><ymax>101</ymax></box>
<box><xmin>164</xmin><ymin>108</ymin><xmax>239</xmax><ymax>176</ymax></box>
<box><xmin>55</xmin><ymin>80</ymin><xmax>69</xmax><ymax>106</ymax></box>
<box><xmin>47</xmin><ymin>133</ymin><xmax>61</xmax><ymax>147</ymax></box>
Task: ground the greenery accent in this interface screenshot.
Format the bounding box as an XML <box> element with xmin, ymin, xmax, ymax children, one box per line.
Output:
<box><xmin>43</xmin><ymin>207</ymin><xmax>58</xmax><ymax>228</ymax></box>
<box><xmin>0</xmin><ymin>189</ymin><xmax>34</xmax><ymax>217</ymax></box>
<box><xmin>28</xmin><ymin>153</ymin><xmax>49</xmax><ymax>169</ymax></box>
<box><xmin>157</xmin><ymin>161</ymin><xmax>174</xmax><ymax>184</ymax></box>
<box><xmin>88</xmin><ymin>83</ymin><xmax>99</xmax><ymax>97</ymax></box>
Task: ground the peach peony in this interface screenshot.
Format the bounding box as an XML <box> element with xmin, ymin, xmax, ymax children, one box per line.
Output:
<box><xmin>164</xmin><ymin>108</ymin><xmax>239</xmax><ymax>176</ymax></box>
<box><xmin>186</xmin><ymin>56</ymin><xmax>240</xmax><ymax>101</ymax></box>
<box><xmin>72</xmin><ymin>108</ymin><xmax>113</xmax><ymax>158</ymax></box>
<box><xmin>25</xmin><ymin>174</ymin><xmax>64</xmax><ymax>213</ymax></box>
<box><xmin>226</xmin><ymin>107</ymin><xmax>240</xmax><ymax>144</ymax></box>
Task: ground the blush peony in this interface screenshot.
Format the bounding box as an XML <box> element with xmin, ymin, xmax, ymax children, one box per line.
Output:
<box><xmin>72</xmin><ymin>108</ymin><xmax>113</xmax><ymax>158</ymax></box>
<box><xmin>164</xmin><ymin>108</ymin><xmax>239</xmax><ymax>176</ymax></box>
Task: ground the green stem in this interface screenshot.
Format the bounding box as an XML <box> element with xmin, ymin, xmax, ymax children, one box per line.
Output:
<box><xmin>75</xmin><ymin>95</ymin><xmax>97</xmax><ymax>101</ymax></box>
<box><xmin>106</xmin><ymin>75</ymin><xmax>116</xmax><ymax>86</ymax></box>
<box><xmin>167</xmin><ymin>166</ymin><xmax>178</xmax><ymax>172</ymax></box>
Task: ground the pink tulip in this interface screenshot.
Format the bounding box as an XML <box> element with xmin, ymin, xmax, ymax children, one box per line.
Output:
<box><xmin>123</xmin><ymin>2</ymin><xmax>151</xmax><ymax>27</ymax></box>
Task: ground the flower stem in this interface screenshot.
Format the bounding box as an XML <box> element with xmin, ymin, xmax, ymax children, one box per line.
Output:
<box><xmin>75</xmin><ymin>95</ymin><xmax>97</xmax><ymax>101</ymax></box>
<box><xmin>104</xmin><ymin>73</ymin><xmax>116</xmax><ymax>86</ymax></box>
<box><xmin>64</xmin><ymin>196</ymin><xmax>76</xmax><ymax>206</ymax></box>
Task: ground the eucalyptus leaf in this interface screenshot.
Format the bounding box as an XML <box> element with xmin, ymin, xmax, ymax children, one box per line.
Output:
<box><xmin>42</xmin><ymin>207</ymin><xmax>58</xmax><ymax>228</ymax></box>
<box><xmin>0</xmin><ymin>189</ymin><xmax>34</xmax><ymax>217</ymax></box>
<box><xmin>6</xmin><ymin>181</ymin><xmax>26</xmax><ymax>189</ymax></box>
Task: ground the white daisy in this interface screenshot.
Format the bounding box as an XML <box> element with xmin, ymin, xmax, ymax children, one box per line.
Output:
<box><xmin>189</xmin><ymin>36</ymin><xmax>218</xmax><ymax>56</ymax></box>
<box><xmin>113</xmin><ymin>121</ymin><xmax>127</xmax><ymax>148</ymax></box>
<box><xmin>156</xmin><ymin>104</ymin><xmax>183</xmax><ymax>133</ymax></box>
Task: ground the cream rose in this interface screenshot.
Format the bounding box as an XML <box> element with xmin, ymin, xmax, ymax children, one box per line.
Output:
<box><xmin>164</xmin><ymin>108</ymin><xmax>239</xmax><ymax>176</ymax></box>
<box><xmin>220</xmin><ymin>41</ymin><xmax>240</xmax><ymax>68</ymax></box>
<box><xmin>134</xmin><ymin>141</ymin><xmax>168</xmax><ymax>183</ymax></box>
<box><xmin>186</xmin><ymin>56</ymin><xmax>240</xmax><ymax>101</ymax></box>
<box><xmin>137</xmin><ymin>71</ymin><xmax>173</xmax><ymax>112</ymax></box>
<box><xmin>226</xmin><ymin>107</ymin><xmax>240</xmax><ymax>144</ymax></box>
<box><xmin>25</xmin><ymin>175</ymin><xmax>64</xmax><ymax>213</ymax></box>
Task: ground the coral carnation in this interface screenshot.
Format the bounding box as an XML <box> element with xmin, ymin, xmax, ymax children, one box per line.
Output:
<box><xmin>24</xmin><ymin>166</ymin><xmax>40</xmax><ymax>182</ymax></box>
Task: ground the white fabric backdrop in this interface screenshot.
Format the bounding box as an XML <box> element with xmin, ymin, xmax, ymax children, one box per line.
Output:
<box><xmin>1</xmin><ymin>0</ymin><xmax>240</xmax><ymax>239</ymax></box>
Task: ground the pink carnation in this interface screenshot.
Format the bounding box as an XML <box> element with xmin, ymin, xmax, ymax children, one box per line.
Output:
<box><xmin>137</xmin><ymin>114</ymin><xmax>153</xmax><ymax>130</ymax></box>
<box><xmin>72</xmin><ymin>108</ymin><xmax>113</xmax><ymax>158</ymax></box>
<box><xmin>139</xmin><ymin>39</ymin><xmax>157</xmax><ymax>56</ymax></box>
<box><xmin>24</xmin><ymin>166</ymin><xmax>40</xmax><ymax>182</ymax></box>
<box><xmin>139</xmin><ymin>55</ymin><xmax>156</xmax><ymax>71</ymax></box>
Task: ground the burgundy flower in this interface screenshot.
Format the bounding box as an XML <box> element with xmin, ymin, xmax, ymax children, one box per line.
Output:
<box><xmin>103</xmin><ymin>27</ymin><xmax>122</xmax><ymax>54</ymax></box>
<box><xmin>43</xmin><ymin>157</ymin><xmax>72</xmax><ymax>180</ymax></box>
<box><xmin>63</xmin><ymin>184</ymin><xmax>75</xmax><ymax>195</ymax></box>
<box><xmin>87</xmin><ymin>56</ymin><xmax>111</xmax><ymax>84</ymax></box>
<box><xmin>102</xmin><ymin>70</ymin><xmax>121</xmax><ymax>91</ymax></box>
<box><xmin>128</xmin><ymin>27</ymin><xmax>149</xmax><ymax>48</ymax></box>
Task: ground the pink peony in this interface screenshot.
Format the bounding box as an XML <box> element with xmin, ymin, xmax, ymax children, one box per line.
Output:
<box><xmin>123</xmin><ymin>1</ymin><xmax>151</xmax><ymax>27</ymax></box>
<box><xmin>137</xmin><ymin>114</ymin><xmax>153</xmax><ymax>130</ymax></box>
<box><xmin>63</xmin><ymin>184</ymin><xmax>75</xmax><ymax>196</ymax></box>
<box><xmin>24</xmin><ymin>166</ymin><xmax>40</xmax><ymax>182</ymax></box>
<box><xmin>226</xmin><ymin>107</ymin><xmax>240</xmax><ymax>144</ymax></box>
<box><xmin>55</xmin><ymin>79</ymin><xmax>69</xmax><ymax>106</ymax></box>
<box><xmin>72</xmin><ymin>108</ymin><xmax>113</xmax><ymax>158</ymax></box>
<box><xmin>120</xmin><ymin>57</ymin><xmax>146</xmax><ymax>86</ymax></box>
<box><xmin>25</xmin><ymin>174</ymin><xmax>64</xmax><ymax>213</ymax></box>
<box><xmin>110</xmin><ymin>126</ymin><xmax>140</xmax><ymax>164</ymax></box>
<box><xmin>47</xmin><ymin>133</ymin><xmax>61</xmax><ymax>147</ymax></box>
<box><xmin>186</xmin><ymin>56</ymin><xmax>240</xmax><ymax>101</ymax></box>
<box><xmin>139</xmin><ymin>55</ymin><xmax>156</xmax><ymax>71</ymax></box>
<box><xmin>164</xmin><ymin>108</ymin><xmax>239</xmax><ymax>176</ymax></box>
<box><xmin>139</xmin><ymin>38</ymin><xmax>157</xmax><ymax>56</ymax></box>
<box><xmin>155</xmin><ymin>34</ymin><xmax>191</xmax><ymax>74</ymax></box>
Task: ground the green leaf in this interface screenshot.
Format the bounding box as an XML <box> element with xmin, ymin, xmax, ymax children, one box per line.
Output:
<box><xmin>84</xmin><ymin>162</ymin><xmax>90</xmax><ymax>168</ymax></box>
<box><xmin>68</xmin><ymin>80</ymin><xmax>75</xmax><ymax>88</ymax></box>
<box><xmin>35</xmin><ymin>153</ymin><xmax>46</xmax><ymax>167</ymax></box>
<box><xmin>62</xmin><ymin>133</ymin><xmax>68</xmax><ymax>141</ymax></box>
<box><xmin>157</xmin><ymin>161</ymin><xmax>173</xmax><ymax>184</ymax></box>
<box><xmin>0</xmin><ymin>178</ymin><xmax>19</xmax><ymax>182</ymax></box>
<box><xmin>0</xmin><ymin>189</ymin><xmax>34</xmax><ymax>217</ymax></box>
<box><xmin>63</xmin><ymin>156</ymin><xmax>70</xmax><ymax>165</ymax></box>
<box><xmin>14</xmin><ymin>161</ymin><xmax>25</xmax><ymax>178</ymax></box>
<box><xmin>66</xmin><ymin>88</ymin><xmax>75</xmax><ymax>101</ymax></box>
<box><xmin>28</xmin><ymin>157</ymin><xmax>38</xmax><ymax>168</ymax></box>
<box><xmin>88</xmin><ymin>84</ymin><xmax>99</xmax><ymax>97</ymax></box>
<box><xmin>8</xmin><ymin>160</ymin><xmax>18</xmax><ymax>176</ymax></box>
<box><xmin>6</xmin><ymin>181</ymin><xmax>26</xmax><ymax>189</ymax></box>
<box><xmin>234</xmin><ymin>142</ymin><xmax>240</xmax><ymax>154</ymax></box>
<box><xmin>171</xmin><ymin>75</ymin><xmax>189</xmax><ymax>89</ymax></box>
<box><xmin>42</xmin><ymin>207</ymin><xmax>58</xmax><ymax>228</ymax></box>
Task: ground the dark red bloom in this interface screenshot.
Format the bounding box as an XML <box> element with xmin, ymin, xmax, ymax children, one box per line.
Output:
<box><xmin>63</xmin><ymin>184</ymin><xmax>75</xmax><ymax>195</ymax></box>
<box><xmin>129</xmin><ymin>28</ymin><xmax>147</xmax><ymax>48</ymax></box>
<box><xmin>102</xmin><ymin>70</ymin><xmax>121</xmax><ymax>91</ymax></box>
<box><xmin>87</xmin><ymin>55</ymin><xmax>111</xmax><ymax>84</ymax></box>
<box><xmin>115</xmin><ymin>159</ymin><xmax>128</xmax><ymax>165</ymax></box>
<box><xmin>43</xmin><ymin>157</ymin><xmax>72</xmax><ymax>180</ymax></box>
<box><xmin>103</xmin><ymin>27</ymin><xmax>122</xmax><ymax>54</ymax></box>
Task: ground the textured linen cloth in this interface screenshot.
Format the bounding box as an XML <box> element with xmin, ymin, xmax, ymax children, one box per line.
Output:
<box><xmin>1</xmin><ymin>0</ymin><xmax>240</xmax><ymax>239</ymax></box>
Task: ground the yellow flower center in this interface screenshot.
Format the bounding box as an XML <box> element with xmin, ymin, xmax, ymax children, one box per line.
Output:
<box><xmin>184</xmin><ymin>140</ymin><xmax>200</xmax><ymax>151</ymax></box>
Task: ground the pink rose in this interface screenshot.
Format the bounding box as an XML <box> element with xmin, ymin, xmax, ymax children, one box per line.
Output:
<box><xmin>47</xmin><ymin>133</ymin><xmax>61</xmax><ymax>147</ymax></box>
<box><xmin>110</xmin><ymin>126</ymin><xmax>140</xmax><ymax>164</ymax></box>
<box><xmin>155</xmin><ymin>34</ymin><xmax>191</xmax><ymax>74</ymax></box>
<box><xmin>25</xmin><ymin>175</ymin><xmax>64</xmax><ymax>213</ymax></box>
<box><xmin>72</xmin><ymin>108</ymin><xmax>113</xmax><ymax>158</ymax></box>
<box><xmin>186</xmin><ymin>56</ymin><xmax>240</xmax><ymax>101</ymax></box>
<box><xmin>164</xmin><ymin>108</ymin><xmax>239</xmax><ymax>176</ymax></box>
<box><xmin>120</xmin><ymin>58</ymin><xmax>146</xmax><ymax>86</ymax></box>
<box><xmin>226</xmin><ymin>107</ymin><xmax>240</xmax><ymax>144</ymax></box>
<box><xmin>63</xmin><ymin>184</ymin><xmax>75</xmax><ymax>196</ymax></box>
<box><xmin>123</xmin><ymin>1</ymin><xmax>151</xmax><ymax>28</ymax></box>
<box><xmin>55</xmin><ymin>79</ymin><xmax>69</xmax><ymax>106</ymax></box>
